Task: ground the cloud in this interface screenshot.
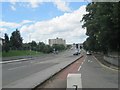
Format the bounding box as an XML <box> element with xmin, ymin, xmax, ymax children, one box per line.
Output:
<box><xmin>0</xmin><ymin>21</ymin><xmax>20</xmax><ymax>28</ymax></box>
<box><xmin>1</xmin><ymin>5</ymin><xmax>87</xmax><ymax>44</ymax></box>
<box><xmin>28</xmin><ymin>0</ymin><xmax>42</xmax><ymax>8</ymax></box>
<box><xmin>21</xmin><ymin>20</ymin><xmax>33</xmax><ymax>24</ymax></box>
<box><xmin>10</xmin><ymin>0</ymin><xmax>17</xmax><ymax>5</ymax></box>
<box><xmin>0</xmin><ymin>28</ymin><xmax>7</xmax><ymax>32</ymax></box>
<box><xmin>11</xmin><ymin>5</ymin><xmax>16</xmax><ymax>11</ymax></box>
<box><xmin>9</xmin><ymin>0</ymin><xmax>42</xmax><ymax>9</ymax></box>
<box><xmin>8</xmin><ymin>0</ymin><xmax>71</xmax><ymax>12</ymax></box>
<box><xmin>0</xmin><ymin>20</ymin><xmax>33</xmax><ymax>29</ymax></box>
<box><xmin>53</xmin><ymin>0</ymin><xmax>71</xmax><ymax>12</ymax></box>
<box><xmin>20</xmin><ymin>5</ymin><xmax>87</xmax><ymax>44</ymax></box>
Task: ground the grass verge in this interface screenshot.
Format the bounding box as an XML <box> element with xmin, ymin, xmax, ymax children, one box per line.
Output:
<box><xmin>2</xmin><ymin>50</ymin><xmax>43</xmax><ymax>57</ymax></box>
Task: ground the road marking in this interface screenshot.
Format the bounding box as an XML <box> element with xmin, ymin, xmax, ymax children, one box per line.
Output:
<box><xmin>1</xmin><ymin>58</ymin><xmax>31</xmax><ymax>64</ymax></box>
<box><xmin>93</xmin><ymin>56</ymin><xmax>118</xmax><ymax>72</ymax></box>
<box><xmin>78</xmin><ymin>56</ymin><xmax>87</xmax><ymax>71</ymax></box>
<box><xmin>8</xmin><ymin>65</ymin><xmax>26</xmax><ymax>71</ymax></box>
<box><xmin>81</xmin><ymin>62</ymin><xmax>83</xmax><ymax>65</ymax></box>
<box><xmin>78</xmin><ymin>66</ymin><xmax>81</xmax><ymax>71</ymax></box>
<box><xmin>30</xmin><ymin>61</ymin><xmax>36</xmax><ymax>63</ymax></box>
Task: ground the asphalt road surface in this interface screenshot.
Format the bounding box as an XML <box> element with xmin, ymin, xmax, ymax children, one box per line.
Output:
<box><xmin>2</xmin><ymin>50</ymin><xmax>78</xmax><ymax>87</ymax></box>
<box><xmin>37</xmin><ymin>53</ymin><xmax>118</xmax><ymax>89</ymax></box>
<box><xmin>79</xmin><ymin>55</ymin><xmax>118</xmax><ymax>88</ymax></box>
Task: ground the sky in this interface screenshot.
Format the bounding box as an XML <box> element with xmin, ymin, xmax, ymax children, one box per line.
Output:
<box><xmin>0</xmin><ymin>0</ymin><xmax>89</xmax><ymax>44</ymax></box>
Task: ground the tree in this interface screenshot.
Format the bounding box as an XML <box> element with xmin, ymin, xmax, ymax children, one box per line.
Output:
<box><xmin>36</xmin><ymin>42</ymin><xmax>52</xmax><ymax>53</ymax></box>
<box><xmin>81</xmin><ymin>2</ymin><xmax>119</xmax><ymax>54</ymax></box>
<box><xmin>52</xmin><ymin>44</ymin><xmax>65</xmax><ymax>51</ymax></box>
<box><xmin>29</xmin><ymin>41</ymin><xmax>37</xmax><ymax>51</ymax></box>
<box><xmin>10</xmin><ymin>29</ymin><xmax>23</xmax><ymax>50</ymax></box>
<box><xmin>37</xmin><ymin>42</ymin><xmax>45</xmax><ymax>52</ymax></box>
<box><xmin>4</xmin><ymin>33</ymin><xmax>10</xmax><ymax>52</ymax></box>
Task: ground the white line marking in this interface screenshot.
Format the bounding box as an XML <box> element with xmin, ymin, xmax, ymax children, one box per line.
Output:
<box><xmin>78</xmin><ymin>66</ymin><xmax>81</xmax><ymax>71</ymax></box>
<box><xmin>77</xmin><ymin>56</ymin><xmax>87</xmax><ymax>71</ymax></box>
<box><xmin>8</xmin><ymin>65</ymin><xmax>26</xmax><ymax>71</ymax></box>
<box><xmin>81</xmin><ymin>62</ymin><xmax>83</xmax><ymax>65</ymax></box>
<box><xmin>1</xmin><ymin>58</ymin><xmax>31</xmax><ymax>64</ymax></box>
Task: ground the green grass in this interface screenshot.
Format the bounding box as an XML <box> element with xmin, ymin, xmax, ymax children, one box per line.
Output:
<box><xmin>2</xmin><ymin>50</ymin><xmax>43</xmax><ymax>57</ymax></box>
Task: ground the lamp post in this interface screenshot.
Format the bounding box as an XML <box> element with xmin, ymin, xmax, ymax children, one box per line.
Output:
<box><xmin>29</xmin><ymin>33</ymin><xmax>32</xmax><ymax>59</ymax></box>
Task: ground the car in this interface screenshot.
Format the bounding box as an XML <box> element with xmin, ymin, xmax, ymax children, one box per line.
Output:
<box><xmin>86</xmin><ymin>51</ymin><xmax>92</xmax><ymax>55</ymax></box>
<box><xmin>73</xmin><ymin>50</ymin><xmax>80</xmax><ymax>55</ymax></box>
<box><xmin>73</xmin><ymin>52</ymin><xmax>79</xmax><ymax>55</ymax></box>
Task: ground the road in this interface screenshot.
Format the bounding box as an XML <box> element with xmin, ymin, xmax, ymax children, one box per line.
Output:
<box><xmin>79</xmin><ymin>55</ymin><xmax>118</xmax><ymax>88</ymax></box>
<box><xmin>2</xmin><ymin>49</ymin><xmax>79</xmax><ymax>87</ymax></box>
<box><xmin>38</xmin><ymin>53</ymin><xmax>118</xmax><ymax>89</ymax></box>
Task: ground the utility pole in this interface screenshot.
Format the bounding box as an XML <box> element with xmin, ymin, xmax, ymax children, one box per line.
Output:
<box><xmin>29</xmin><ymin>33</ymin><xmax>32</xmax><ymax>59</ymax></box>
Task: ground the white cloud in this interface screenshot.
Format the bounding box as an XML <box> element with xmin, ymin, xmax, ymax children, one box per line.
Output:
<box><xmin>53</xmin><ymin>0</ymin><xmax>71</xmax><ymax>12</ymax></box>
<box><xmin>28</xmin><ymin>0</ymin><xmax>42</xmax><ymax>8</ymax></box>
<box><xmin>10</xmin><ymin>0</ymin><xmax>17</xmax><ymax>5</ymax></box>
<box><xmin>9</xmin><ymin>0</ymin><xmax>71</xmax><ymax>12</ymax></box>
<box><xmin>11</xmin><ymin>5</ymin><xmax>16</xmax><ymax>11</ymax></box>
<box><xmin>0</xmin><ymin>20</ymin><xmax>34</xmax><ymax>29</ymax></box>
<box><xmin>21</xmin><ymin>20</ymin><xmax>33</xmax><ymax>24</ymax></box>
<box><xmin>0</xmin><ymin>21</ymin><xmax>20</xmax><ymax>28</ymax></box>
<box><xmin>20</xmin><ymin>5</ymin><xmax>87</xmax><ymax>44</ymax></box>
<box><xmin>9</xmin><ymin>0</ymin><xmax>42</xmax><ymax>9</ymax></box>
<box><xmin>0</xmin><ymin>28</ymin><xmax>7</xmax><ymax>32</ymax></box>
<box><xmin>1</xmin><ymin>5</ymin><xmax>87</xmax><ymax>44</ymax></box>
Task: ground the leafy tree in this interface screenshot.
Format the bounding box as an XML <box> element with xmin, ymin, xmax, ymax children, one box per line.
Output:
<box><xmin>29</xmin><ymin>41</ymin><xmax>37</xmax><ymax>51</ymax></box>
<box><xmin>37</xmin><ymin>42</ymin><xmax>45</xmax><ymax>52</ymax></box>
<box><xmin>10</xmin><ymin>29</ymin><xmax>23</xmax><ymax>50</ymax></box>
<box><xmin>36</xmin><ymin>42</ymin><xmax>52</xmax><ymax>53</ymax></box>
<box><xmin>81</xmin><ymin>2</ymin><xmax>119</xmax><ymax>54</ymax></box>
<box><xmin>67</xmin><ymin>45</ymin><xmax>72</xmax><ymax>49</ymax></box>
<box><xmin>3</xmin><ymin>33</ymin><xmax>10</xmax><ymax>52</ymax></box>
<box><xmin>52</xmin><ymin>44</ymin><xmax>65</xmax><ymax>51</ymax></box>
<box><xmin>43</xmin><ymin>45</ymin><xmax>53</xmax><ymax>53</ymax></box>
<box><xmin>22</xmin><ymin>43</ymin><xmax>30</xmax><ymax>50</ymax></box>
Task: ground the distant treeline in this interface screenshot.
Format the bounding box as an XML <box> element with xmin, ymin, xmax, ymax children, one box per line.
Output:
<box><xmin>2</xmin><ymin>29</ymin><xmax>70</xmax><ymax>53</ymax></box>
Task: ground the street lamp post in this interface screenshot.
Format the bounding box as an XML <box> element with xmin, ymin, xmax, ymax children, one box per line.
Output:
<box><xmin>29</xmin><ymin>33</ymin><xmax>32</xmax><ymax>59</ymax></box>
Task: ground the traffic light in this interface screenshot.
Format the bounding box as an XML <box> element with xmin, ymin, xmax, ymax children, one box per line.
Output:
<box><xmin>76</xmin><ymin>44</ymin><xmax>78</xmax><ymax>49</ymax></box>
<box><xmin>80</xmin><ymin>46</ymin><xmax>82</xmax><ymax>49</ymax></box>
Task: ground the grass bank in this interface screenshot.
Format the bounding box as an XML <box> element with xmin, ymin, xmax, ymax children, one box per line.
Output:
<box><xmin>2</xmin><ymin>50</ymin><xmax>43</xmax><ymax>57</ymax></box>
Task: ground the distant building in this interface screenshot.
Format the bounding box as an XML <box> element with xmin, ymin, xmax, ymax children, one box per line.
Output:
<box><xmin>49</xmin><ymin>37</ymin><xmax>66</xmax><ymax>46</ymax></box>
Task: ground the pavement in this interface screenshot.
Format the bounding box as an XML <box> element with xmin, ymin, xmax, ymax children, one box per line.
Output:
<box><xmin>80</xmin><ymin>55</ymin><xmax>118</xmax><ymax>88</ymax></box>
<box><xmin>93</xmin><ymin>53</ymin><xmax>119</xmax><ymax>70</ymax></box>
<box><xmin>36</xmin><ymin>53</ymin><xmax>119</xmax><ymax>89</ymax></box>
<box><xmin>2</xmin><ymin>49</ymin><xmax>82</xmax><ymax>89</ymax></box>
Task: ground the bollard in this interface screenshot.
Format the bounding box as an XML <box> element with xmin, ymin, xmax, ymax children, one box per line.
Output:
<box><xmin>67</xmin><ymin>73</ymin><xmax>82</xmax><ymax>90</ymax></box>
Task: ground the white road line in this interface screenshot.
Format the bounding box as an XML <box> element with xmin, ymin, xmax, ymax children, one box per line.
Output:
<box><xmin>0</xmin><ymin>58</ymin><xmax>31</xmax><ymax>64</ymax></box>
<box><xmin>81</xmin><ymin>62</ymin><xmax>83</xmax><ymax>65</ymax></box>
<box><xmin>8</xmin><ymin>65</ymin><xmax>26</xmax><ymax>71</ymax></box>
<box><xmin>78</xmin><ymin>66</ymin><xmax>81</xmax><ymax>71</ymax></box>
<box><xmin>78</xmin><ymin>56</ymin><xmax>87</xmax><ymax>71</ymax></box>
